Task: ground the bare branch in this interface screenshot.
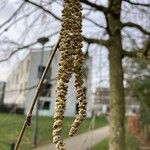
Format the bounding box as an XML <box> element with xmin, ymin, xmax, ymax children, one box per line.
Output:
<box><xmin>143</xmin><ymin>39</ymin><xmax>150</xmax><ymax>56</ymax></box>
<box><xmin>123</xmin><ymin>40</ymin><xmax>150</xmax><ymax>59</ymax></box>
<box><xmin>122</xmin><ymin>22</ymin><xmax>150</xmax><ymax>36</ymax></box>
<box><xmin>80</xmin><ymin>0</ymin><xmax>108</xmax><ymax>13</ymax></box>
<box><xmin>26</xmin><ymin>0</ymin><xmax>61</xmax><ymax>21</ymax></box>
<box><xmin>83</xmin><ymin>36</ymin><xmax>109</xmax><ymax>47</ymax></box>
<box><xmin>84</xmin><ymin>17</ymin><xmax>106</xmax><ymax>29</ymax></box>
<box><xmin>0</xmin><ymin>2</ymin><xmax>25</xmax><ymax>29</ymax></box>
<box><xmin>123</xmin><ymin>0</ymin><xmax>150</xmax><ymax>7</ymax></box>
<box><xmin>0</xmin><ymin>31</ymin><xmax>59</xmax><ymax>62</ymax></box>
<box><xmin>123</xmin><ymin>50</ymin><xmax>149</xmax><ymax>60</ymax></box>
<box><xmin>0</xmin><ymin>8</ymin><xmax>38</xmax><ymax>36</ymax></box>
<box><xmin>123</xmin><ymin>50</ymin><xmax>140</xmax><ymax>58</ymax></box>
<box><xmin>0</xmin><ymin>42</ymin><xmax>37</xmax><ymax>63</ymax></box>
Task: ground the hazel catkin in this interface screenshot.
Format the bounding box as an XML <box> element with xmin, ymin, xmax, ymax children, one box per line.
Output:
<box><xmin>53</xmin><ymin>0</ymin><xmax>86</xmax><ymax>149</ymax></box>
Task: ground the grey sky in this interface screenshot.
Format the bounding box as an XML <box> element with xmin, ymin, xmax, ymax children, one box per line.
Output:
<box><xmin>0</xmin><ymin>0</ymin><xmax>149</xmax><ymax>90</ymax></box>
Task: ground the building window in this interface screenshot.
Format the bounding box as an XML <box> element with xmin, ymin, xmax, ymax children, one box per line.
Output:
<box><xmin>43</xmin><ymin>101</ymin><xmax>50</xmax><ymax>110</ymax></box>
<box><xmin>38</xmin><ymin>65</ymin><xmax>45</xmax><ymax>79</ymax></box>
<box><xmin>38</xmin><ymin>66</ymin><xmax>51</xmax><ymax>80</ymax></box>
<box><xmin>106</xmin><ymin>106</ymin><xmax>110</xmax><ymax>113</ymax></box>
<box><xmin>39</xmin><ymin>82</ymin><xmax>51</xmax><ymax>97</ymax></box>
<box><xmin>40</xmin><ymin>101</ymin><xmax>51</xmax><ymax>110</ymax></box>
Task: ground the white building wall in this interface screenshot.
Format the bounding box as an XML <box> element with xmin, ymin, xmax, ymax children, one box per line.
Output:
<box><xmin>4</xmin><ymin>53</ymin><xmax>31</xmax><ymax>107</ymax></box>
<box><xmin>85</xmin><ymin>56</ymin><xmax>92</xmax><ymax>117</ymax></box>
<box><xmin>25</xmin><ymin>50</ymin><xmax>52</xmax><ymax>115</ymax></box>
<box><xmin>4</xmin><ymin>50</ymin><xmax>92</xmax><ymax>117</ymax></box>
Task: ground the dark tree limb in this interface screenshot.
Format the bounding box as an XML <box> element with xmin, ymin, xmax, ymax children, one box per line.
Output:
<box><xmin>143</xmin><ymin>39</ymin><xmax>150</xmax><ymax>56</ymax></box>
<box><xmin>0</xmin><ymin>30</ymin><xmax>59</xmax><ymax>63</ymax></box>
<box><xmin>0</xmin><ymin>2</ymin><xmax>25</xmax><ymax>29</ymax></box>
<box><xmin>25</xmin><ymin>0</ymin><xmax>61</xmax><ymax>21</ymax></box>
<box><xmin>123</xmin><ymin>0</ymin><xmax>150</xmax><ymax>7</ymax></box>
<box><xmin>123</xmin><ymin>40</ymin><xmax>150</xmax><ymax>59</ymax></box>
<box><xmin>122</xmin><ymin>22</ymin><xmax>150</xmax><ymax>36</ymax></box>
<box><xmin>0</xmin><ymin>42</ymin><xmax>37</xmax><ymax>63</ymax></box>
<box><xmin>123</xmin><ymin>50</ymin><xmax>142</xmax><ymax>58</ymax></box>
<box><xmin>80</xmin><ymin>0</ymin><xmax>108</xmax><ymax>13</ymax></box>
<box><xmin>83</xmin><ymin>36</ymin><xmax>109</xmax><ymax>47</ymax></box>
<box><xmin>84</xmin><ymin>17</ymin><xmax>106</xmax><ymax>29</ymax></box>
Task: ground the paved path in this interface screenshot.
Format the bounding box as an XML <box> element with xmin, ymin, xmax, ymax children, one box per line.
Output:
<box><xmin>140</xmin><ymin>146</ymin><xmax>150</xmax><ymax>150</ymax></box>
<box><xmin>35</xmin><ymin>126</ymin><xmax>109</xmax><ymax>150</ymax></box>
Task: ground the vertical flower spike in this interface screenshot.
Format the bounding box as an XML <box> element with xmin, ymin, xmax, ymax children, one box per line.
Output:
<box><xmin>69</xmin><ymin>50</ymin><xmax>87</xmax><ymax>136</ymax></box>
<box><xmin>53</xmin><ymin>0</ymin><xmax>86</xmax><ymax>149</ymax></box>
<box><xmin>68</xmin><ymin>0</ymin><xmax>87</xmax><ymax>136</ymax></box>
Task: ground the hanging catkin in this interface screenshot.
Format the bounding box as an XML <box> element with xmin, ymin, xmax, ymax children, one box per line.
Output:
<box><xmin>68</xmin><ymin>0</ymin><xmax>87</xmax><ymax>136</ymax></box>
<box><xmin>69</xmin><ymin>48</ymin><xmax>87</xmax><ymax>136</ymax></box>
<box><xmin>53</xmin><ymin>0</ymin><xmax>86</xmax><ymax>149</ymax></box>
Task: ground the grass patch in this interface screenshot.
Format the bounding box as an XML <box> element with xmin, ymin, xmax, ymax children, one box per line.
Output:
<box><xmin>91</xmin><ymin>132</ymin><xmax>140</xmax><ymax>150</ymax></box>
<box><xmin>92</xmin><ymin>139</ymin><xmax>108</xmax><ymax>150</ymax></box>
<box><xmin>0</xmin><ymin>113</ymin><xmax>107</xmax><ymax>150</ymax></box>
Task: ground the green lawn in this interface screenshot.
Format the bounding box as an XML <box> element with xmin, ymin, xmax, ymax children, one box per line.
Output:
<box><xmin>91</xmin><ymin>132</ymin><xmax>140</xmax><ymax>150</ymax></box>
<box><xmin>0</xmin><ymin>113</ymin><xmax>107</xmax><ymax>150</ymax></box>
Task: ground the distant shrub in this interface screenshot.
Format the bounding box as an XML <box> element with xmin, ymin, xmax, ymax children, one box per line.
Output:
<box><xmin>0</xmin><ymin>104</ymin><xmax>24</xmax><ymax>114</ymax></box>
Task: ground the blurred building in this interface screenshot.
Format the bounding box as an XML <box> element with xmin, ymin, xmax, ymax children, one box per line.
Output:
<box><xmin>93</xmin><ymin>88</ymin><xmax>109</xmax><ymax>116</ymax></box>
<box><xmin>4</xmin><ymin>50</ymin><xmax>92</xmax><ymax>117</ymax></box>
<box><xmin>0</xmin><ymin>81</ymin><xmax>6</xmax><ymax>105</ymax></box>
<box><xmin>93</xmin><ymin>87</ymin><xmax>140</xmax><ymax>116</ymax></box>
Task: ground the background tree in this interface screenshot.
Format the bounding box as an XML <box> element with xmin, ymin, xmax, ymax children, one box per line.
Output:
<box><xmin>0</xmin><ymin>0</ymin><xmax>150</xmax><ymax>150</ymax></box>
<box><xmin>127</xmin><ymin>58</ymin><xmax>150</xmax><ymax>140</ymax></box>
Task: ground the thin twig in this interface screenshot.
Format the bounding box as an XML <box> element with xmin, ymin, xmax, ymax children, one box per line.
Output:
<box><xmin>122</xmin><ymin>22</ymin><xmax>150</xmax><ymax>36</ymax></box>
<box><xmin>80</xmin><ymin>0</ymin><xmax>107</xmax><ymax>13</ymax></box>
<box><xmin>0</xmin><ymin>31</ymin><xmax>59</xmax><ymax>63</ymax></box>
<box><xmin>0</xmin><ymin>42</ymin><xmax>37</xmax><ymax>63</ymax></box>
<box><xmin>14</xmin><ymin>39</ymin><xmax>60</xmax><ymax>150</ymax></box>
<box><xmin>0</xmin><ymin>8</ymin><xmax>38</xmax><ymax>36</ymax></box>
<box><xmin>0</xmin><ymin>2</ymin><xmax>25</xmax><ymax>29</ymax></box>
<box><xmin>26</xmin><ymin>0</ymin><xmax>61</xmax><ymax>21</ymax></box>
<box><xmin>123</xmin><ymin>0</ymin><xmax>150</xmax><ymax>7</ymax></box>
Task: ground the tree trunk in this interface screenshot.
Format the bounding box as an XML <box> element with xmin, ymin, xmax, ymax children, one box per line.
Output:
<box><xmin>107</xmin><ymin>0</ymin><xmax>125</xmax><ymax>150</ymax></box>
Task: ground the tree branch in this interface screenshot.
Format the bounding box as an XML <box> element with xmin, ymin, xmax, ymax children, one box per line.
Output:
<box><xmin>80</xmin><ymin>0</ymin><xmax>108</xmax><ymax>13</ymax></box>
<box><xmin>25</xmin><ymin>0</ymin><xmax>61</xmax><ymax>21</ymax></box>
<box><xmin>84</xmin><ymin>17</ymin><xmax>106</xmax><ymax>29</ymax></box>
<box><xmin>123</xmin><ymin>40</ymin><xmax>150</xmax><ymax>59</ymax></box>
<box><xmin>123</xmin><ymin>50</ymin><xmax>149</xmax><ymax>60</ymax></box>
<box><xmin>122</xmin><ymin>22</ymin><xmax>150</xmax><ymax>36</ymax></box>
<box><xmin>123</xmin><ymin>50</ymin><xmax>140</xmax><ymax>58</ymax></box>
<box><xmin>83</xmin><ymin>36</ymin><xmax>109</xmax><ymax>47</ymax></box>
<box><xmin>0</xmin><ymin>8</ymin><xmax>38</xmax><ymax>36</ymax></box>
<box><xmin>0</xmin><ymin>42</ymin><xmax>37</xmax><ymax>63</ymax></box>
<box><xmin>143</xmin><ymin>40</ymin><xmax>150</xmax><ymax>56</ymax></box>
<box><xmin>0</xmin><ymin>31</ymin><xmax>59</xmax><ymax>63</ymax></box>
<box><xmin>123</xmin><ymin>0</ymin><xmax>150</xmax><ymax>7</ymax></box>
<box><xmin>0</xmin><ymin>2</ymin><xmax>25</xmax><ymax>29</ymax></box>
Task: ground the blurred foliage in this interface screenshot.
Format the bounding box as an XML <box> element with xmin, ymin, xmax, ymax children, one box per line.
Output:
<box><xmin>127</xmin><ymin>58</ymin><xmax>150</xmax><ymax>138</ymax></box>
<box><xmin>91</xmin><ymin>131</ymin><xmax>140</xmax><ymax>150</ymax></box>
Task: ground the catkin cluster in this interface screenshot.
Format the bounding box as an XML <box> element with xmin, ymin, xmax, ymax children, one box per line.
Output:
<box><xmin>53</xmin><ymin>0</ymin><xmax>86</xmax><ymax>149</ymax></box>
<box><xmin>69</xmin><ymin>45</ymin><xmax>87</xmax><ymax>136</ymax></box>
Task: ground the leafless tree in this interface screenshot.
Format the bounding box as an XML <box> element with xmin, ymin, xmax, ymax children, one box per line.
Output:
<box><xmin>0</xmin><ymin>0</ymin><xmax>149</xmax><ymax>150</ymax></box>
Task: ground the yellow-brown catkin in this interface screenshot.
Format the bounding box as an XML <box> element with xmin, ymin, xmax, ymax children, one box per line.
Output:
<box><xmin>69</xmin><ymin>50</ymin><xmax>87</xmax><ymax>136</ymax></box>
<box><xmin>67</xmin><ymin>0</ymin><xmax>87</xmax><ymax>137</ymax></box>
<box><xmin>53</xmin><ymin>0</ymin><xmax>86</xmax><ymax>149</ymax></box>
